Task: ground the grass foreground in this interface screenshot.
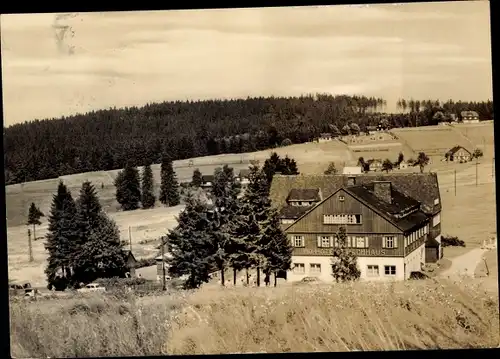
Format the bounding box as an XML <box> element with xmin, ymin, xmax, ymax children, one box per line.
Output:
<box><xmin>9</xmin><ymin>278</ymin><xmax>499</xmax><ymax>356</ymax></box>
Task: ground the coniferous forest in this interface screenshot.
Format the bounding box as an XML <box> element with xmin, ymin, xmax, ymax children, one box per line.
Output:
<box><xmin>3</xmin><ymin>94</ymin><xmax>493</xmax><ymax>185</ymax></box>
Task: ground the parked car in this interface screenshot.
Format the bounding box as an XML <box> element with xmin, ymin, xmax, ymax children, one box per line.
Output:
<box><xmin>77</xmin><ymin>283</ymin><xmax>106</xmax><ymax>293</ymax></box>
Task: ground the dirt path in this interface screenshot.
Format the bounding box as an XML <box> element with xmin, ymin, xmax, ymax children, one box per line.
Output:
<box><xmin>439</xmin><ymin>247</ymin><xmax>488</xmax><ymax>278</ymax></box>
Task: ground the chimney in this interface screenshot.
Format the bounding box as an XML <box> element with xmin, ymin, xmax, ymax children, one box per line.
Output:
<box><xmin>373</xmin><ymin>181</ymin><xmax>392</xmax><ymax>204</ymax></box>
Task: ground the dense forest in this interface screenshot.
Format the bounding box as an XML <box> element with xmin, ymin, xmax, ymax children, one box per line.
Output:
<box><xmin>3</xmin><ymin>94</ymin><xmax>493</xmax><ymax>185</ymax></box>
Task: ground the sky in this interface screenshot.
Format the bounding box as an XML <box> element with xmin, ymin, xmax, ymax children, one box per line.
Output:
<box><xmin>0</xmin><ymin>1</ymin><xmax>493</xmax><ymax>127</ymax></box>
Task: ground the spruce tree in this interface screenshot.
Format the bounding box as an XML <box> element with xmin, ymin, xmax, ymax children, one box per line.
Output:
<box><xmin>27</xmin><ymin>202</ymin><xmax>44</xmax><ymax>242</ymax></box>
<box><xmin>72</xmin><ymin>212</ymin><xmax>127</xmax><ymax>283</ymax></box>
<box><xmin>331</xmin><ymin>226</ymin><xmax>361</xmax><ymax>282</ymax></box>
<box><xmin>210</xmin><ymin>165</ymin><xmax>242</xmax><ymax>285</ymax></box>
<box><xmin>72</xmin><ymin>181</ymin><xmax>105</xmax><ymax>284</ymax></box>
<box><xmin>191</xmin><ymin>168</ymin><xmax>203</xmax><ymax>188</ymax></box>
<box><xmin>141</xmin><ymin>164</ymin><xmax>156</xmax><ymax>209</ymax></box>
<box><xmin>159</xmin><ymin>153</ymin><xmax>180</xmax><ymax>206</ymax></box>
<box><xmin>115</xmin><ymin>163</ymin><xmax>141</xmax><ymax>211</ymax></box>
<box><xmin>232</xmin><ymin>165</ymin><xmax>271</xmax><ymax>286</ymax></box>
<box><xmin>167</xmin><ymin>191</ymin><xmax>214</xmax><ymax>289</ymax></box>
<box><xmin>261</xmin><ymin>208</ymin><xmax>293</xmax><ymax>287</ymax></box>
<box><xmin>44</xmin><ymin>181</ymin><xmax>78</xmax><ymax>289</ymax></box>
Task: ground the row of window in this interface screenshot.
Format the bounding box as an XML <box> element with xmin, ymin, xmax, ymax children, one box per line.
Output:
<box><xmin>404</xmin><ymin>226</ymin><xmax>428</xmax><ymax>247</ymax></box>
<box><xmin>292</xmin><ymin>235</ymin><xmax>398</xmax><ymax>249</ymax></box>
<box><xmin>323</xmin><ymin>214</ymin><xmax>362</xmax><ymax>225</ymax></box>
<box><xmin>293</xmin><ymin>263</ymin><xmax>397</xmax><ymax>276</ymax></box>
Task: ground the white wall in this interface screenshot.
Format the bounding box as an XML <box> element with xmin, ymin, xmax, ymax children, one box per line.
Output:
<box><xmin>288</xmin><ymin>255</ymin><xmax>405</xmax><ymax>282</ymax></box>
<box><xmin>403</xmin><ymin>243</ymin><xmax>426</xmax><ymax>279</ymax></box>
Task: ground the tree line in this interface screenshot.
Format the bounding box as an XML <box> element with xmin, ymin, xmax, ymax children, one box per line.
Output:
<box><xmin>4</xmin><ymin>94</ymin><xmax>493</xmax><ymax>185</ymax></box>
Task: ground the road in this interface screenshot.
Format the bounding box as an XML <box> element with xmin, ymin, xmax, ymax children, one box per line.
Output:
<box><xmin>439</xmin><ymin>247</ymin><xmax>487</xmax><ymax>278</ymax></box>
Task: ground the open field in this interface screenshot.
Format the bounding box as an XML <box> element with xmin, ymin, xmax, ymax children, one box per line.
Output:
<box><xmin>6</xmin><ymin>122</ymin><xmax>497</xmax><ymax>287</ymax></box>
<box><xmin>9</xmin><ymin>278</ymin><xmax>499</xmax><ymax>356</ymax></box>
<box><xmin>474</xmin><ymin>248</ymin><xmax>498</xmax><ymax>294</ymax></box>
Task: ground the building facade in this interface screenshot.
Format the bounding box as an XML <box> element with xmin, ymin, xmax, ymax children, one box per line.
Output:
<box><xmin>446</xmin><ymin>146</ymin><xmax>472</xmax><ymax>162</ymax></box>
<box><xmin>271</xmin><ymin>173</ymin><xmax>443</xmax><ymax>282</ymax></box>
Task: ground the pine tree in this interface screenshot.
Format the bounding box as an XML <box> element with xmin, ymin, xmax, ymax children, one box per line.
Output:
<box><xmin>331</xmin><ymin>226</ymin><xmax>361</xmax><ymax>282</ymax></box>
<box><xmin>27</xmin><ymin>202</ymin><xmax>44</xmax><ymax>242</ymax></box>
<box><xmin>72</xmin><ymin>212</ymin><xmax>127</xmax><ymax>283</ymax></box>
<box><xmin>232</xmin><ymin>165</ymin><xmax>271</xmax><ymax>286</ymax></box>
<box><xmin>160</xmin><ymin>153</ymin><xmax>180</xmax><ymax>206</ymax></box>
<box><xmin>44</xmin><ymin>181</ymin><xmax>78</xmax><ymax>289</ymax></box>
<box><xmin>141</xmin><ymin>164</ymin><xmax>156</xmax><ymax>209</ymax></box>
<box><xmin>210</xmin><ymin>165</ymin><xmax>242</xmax><ymax>285</ymax></box>
<box><xmin>72</xmin><ymin>181</ymin><xmax>106</xmax><ymax>284</ymax></box>
<box><xmin>191</xmin><ymin>168</ymin><xmax>203</xmax><ymax>188</ymax></box>
<box><xmin>261</xmin><ymin>208</ymin><xmax>293</xmax><ymax>287</ymax></box>
<box><xmin>167</xmin><ymin>191</ymin><xmax>214</xmax><ymax>289</ymax></box>
<box><xmin>115</xmin><ymin>163</ymin><xmax>141</xmax><ymax>210</ymax></box>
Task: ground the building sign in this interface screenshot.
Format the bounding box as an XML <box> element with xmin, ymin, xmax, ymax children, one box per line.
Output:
<box><xmin>295</xmin><ymin>247</ymin><xmax>398</xmax><ymax>257</ymax></box>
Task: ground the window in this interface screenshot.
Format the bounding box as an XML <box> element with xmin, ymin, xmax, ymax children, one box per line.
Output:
<box><xmin>293</xmin><ymin>263</ymin><xmax>305</xmax><ymax>274</ymax></box>
<box><xmin>310</xmin><ymin>263</ymin><xmax>321</xmax><ymax>273</ymax></box>
<box><xmin>424</xmin><ymin>225</ymin><xmax>428</xmax><ymax>235</ymax></box>
<box><xmin>367</xmin><ymin>265</ymin><xmax>379</xmax><ymax>277</ymax></box>
<box><xmin>384</xmin><ymin>265</ymin><xmax>396</xmax><ymax>276</ymax></box>
<box><xmin>432</xmin><ymin>213</ymin><xmax>441</xmax><ymax>227</ymax></box>
<box><xmin>434</xmin><ymin>198</ymin><xmax>440</xmax><ymax>205</ymax></box>
<box><xmin>404</xmin><ymin>235</ymin><xmax>408</xmax><ymax>247</ymax></box>
<box><xmin>339</xmin><ymin>195</ymin><xmax>345</xmax><ymax>202</ymax></box>
<box><xmin>323</xmin><ymin>214</ymin><xmax>361</xmax><ymax>224</ymax></box>
<box><xmin>383</xmin><ymin>236</ymin><xmax>397</xmax><ymax>249</ymax></box>
<box><xmin>353</xmin><ymin>236</ymin><xmax>369</xmax><ymax>248</ymax></box>
<box><xmin>321</xmin><ymin>236</ymin><xmax>331</xmax><ymax>247</ymax></box>
<box><xmin>292</xmin><ymin>235</ymin><xmax>304</xmax><ymax>247</ymax></box>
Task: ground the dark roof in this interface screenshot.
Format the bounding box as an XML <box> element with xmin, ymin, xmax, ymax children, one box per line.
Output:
<box><xmin>123</xmin><ymin>250</ymin><xmax>137</xmax><ymax>262</ymax></box>
<box><xmin>344</xmin><ymin>184</ymin><xmax>428</xmax><ymax>232</ymax></box>
<box><xmin>286</xmin><ymin>188</ymin><xmax>322</xmax><ymax>202</ymax></box>
<box><xmin>279</xmin><ymin>205</ymin><xmax>313</xmax><ymax>219</ymax></box>
<box><xmin>270</xmin><ymin>173</ymin><xmax>441</xmax><ymax>216</ymax></box>
<box><xmin>446</xmin><ymin>146</ymin><xmax>471</xmax><ymax>156</ymax></box>
<box><xmin>202</xmin><ymin>175</ymin><xmax>215</xmax><ymax>183</ymax></box>
<box><xmin>320</xmin><ymin>133</ymin><xmax>332</xmax><ymax>137</ymax></box>
<box><xmin>239</xmin><ymin>169</ymin><xmax>251</xmax><ymax>178</ymax></box>
<box><xmin>460</xmin><ymin>111</ymin><xmax>479</xmax><ymax>117</ymax></box>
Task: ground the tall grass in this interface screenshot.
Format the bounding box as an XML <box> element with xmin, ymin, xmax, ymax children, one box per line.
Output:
<box><xmin>9</xmin><ymin>279</ymin><xmax>499</xmax><ymax>357</ymax></box>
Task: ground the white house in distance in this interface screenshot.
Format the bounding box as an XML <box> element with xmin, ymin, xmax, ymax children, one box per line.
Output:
<box><xmin>271</xmin><ymin>173</ymin><xmax>443</xmax><ymax>282</ymax></box>
<box><xmin>461</xmin><ymin>111</ymin><xmax>480</xmax><ymax>123</ymax></box>
<box><xmin>342</xmin><ymin>166</ymin><xmax>363</xmax><ymax>175</ymax></box>
<box><xmin>319</xmin><ymin>133</ymin><xmax>333</xmax><ymax>142</ymax></box>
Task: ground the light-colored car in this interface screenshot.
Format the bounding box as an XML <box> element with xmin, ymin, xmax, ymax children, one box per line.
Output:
<box><xmin>77</xmin><ymin>283</ymin><xmax>106</xmax><ymax>293</ymax></box>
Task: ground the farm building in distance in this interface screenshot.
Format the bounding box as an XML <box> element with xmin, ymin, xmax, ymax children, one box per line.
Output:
<box><xmin>461</xmin><ymin>111</ymin><xmax>480</xmax><ymax>123</ymax></box>
<box><xmin>201</xmin><ymin>175</ymin><xmax>215</xmax><ymax>189</ymax></box>
<box><xmin>237</xmin><ymin>169</ymin><xmax>251</xmax><ymax>185</ymax></box>
<box><xmin>445</xmin><ymin>146</ymin><xmax>472</xmax><ymax>162</ymax></box>
<box><xmin>270</xmin><ymin>173</ymin><xmax>443</xmax><ymax>282</ymax></box>
<box><xmin>319</xmin><ymin>133</ymin><xmax>333</xmax><ymax>142</ymax></box>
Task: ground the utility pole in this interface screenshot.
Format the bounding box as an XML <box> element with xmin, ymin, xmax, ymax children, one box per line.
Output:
<box><xmin>476</xmin><ymin>158</ymin><xmax>478</xmax><ymax>186</ymax></box>
<box><xmin>160</xmin><ymin>236</ymin><xmax>166</xmax><ymax>291</ymax></box>
<box><xmin>28</xmin><ymin>228</ymin><xmax>33</xmax><ymax>262</ymax></box>
<box><xmin>454</xmin><ymin>169</ymin><xmax>457</xmax><ymax>196</ymax></box>
<box><xmin>128</xmin><ymin>226</ymin><xmax>132</xmax><ymax>252</ymax></box>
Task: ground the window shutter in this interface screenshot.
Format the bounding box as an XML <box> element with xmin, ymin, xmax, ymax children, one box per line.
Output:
<box><xmin>394</xmin><ymin>237</ymin><xmax>398</xmax><ymax>248</ymax></box>
<box><xmin>382</xmin><ymin>236</ymin><xmax>386</xmax><ymax>248</ymax></box>
<box><xmin>330</xmin><ymin>236</ymin><xmax>334</xmax><ymax>247</ymax></box>
<box><xmin>290</xmin><ymin>236</ymin><xmax>294</xmax><ymax>246</ymax></box>
<box><xmin>365</xmin><ymin>236</ymin><xmax>369</xmax><ymax>248</ymax></box>
<box><xmin>317</xmin><ymin>236</ymin><xmax>322</xmax><ymax>248</ymax></box>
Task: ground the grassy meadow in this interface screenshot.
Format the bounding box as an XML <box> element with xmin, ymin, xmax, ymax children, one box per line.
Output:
<box><xmin>9</xmin><ymin>278</ymin><xmax>499</xmax><ymax>356</ymax></box>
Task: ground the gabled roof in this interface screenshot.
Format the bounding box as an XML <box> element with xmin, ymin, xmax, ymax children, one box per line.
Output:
<box><xmin>270</xmin><ymin>173</ymin><xmax>441</xmax><ymax>216</ymax></box>
<box><xmin>278</xmin><ymin>205</ymin><xmax>313</xmax><ymax>219</ymax></box>
<box><xmin>123</xmin><ymin>250</ymin><xmax>137</xmax><ymax>263</ymax></box>
<box><xmin>285</xmin><ymin>186</ymin><xmax>428</xmax><ymax>233</ymax></box>
<box><xmin>320</xmin><ymin>133</ymin><xmax>332</xmax><ymax>137</ymax></box>
<box><xmin>286</xmin><ymin>188</ymin><xmax>322</xmax><ymax>202</ymax></box>
<box><xmin>460</xmin><ymin>110</ymin><xmax>479</xmax><ymax>117</ymax></box>
<box><xmin>446</xmin><ymin>146</ymin><xmax>471</xmax><ymax>156</ymax></box>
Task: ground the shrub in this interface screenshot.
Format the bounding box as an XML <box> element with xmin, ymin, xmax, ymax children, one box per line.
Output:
<box><xmin>441</xmin><ymin>235</ymin><xmax>466</xmax><ymax>247</ymax></box>
<box><xmin>281</xmin><ymin>138</ymin><xmax>292</xmax><ymax>147</ymax></box>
